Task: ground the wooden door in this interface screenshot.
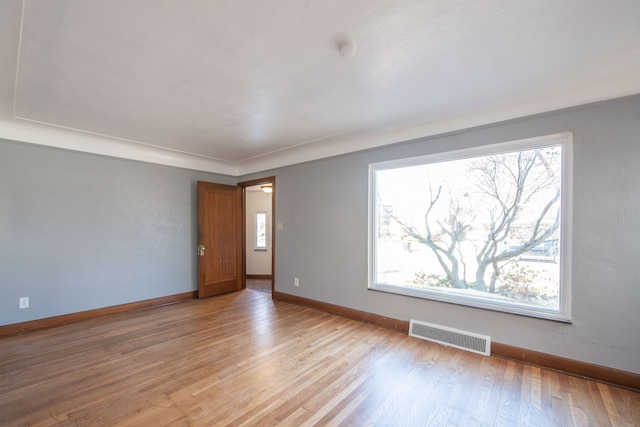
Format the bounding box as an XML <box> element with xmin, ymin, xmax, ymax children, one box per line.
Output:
<box><xmin>197</xmin><ymin>181</ymin><xmax>243</xmax><ymax>298</ymax></box>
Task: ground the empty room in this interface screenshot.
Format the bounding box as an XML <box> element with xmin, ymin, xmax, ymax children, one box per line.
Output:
<box><xmin>1</xmin><ymin>0</ymin><xmax>639</xmax><ymax>425</ymax></box>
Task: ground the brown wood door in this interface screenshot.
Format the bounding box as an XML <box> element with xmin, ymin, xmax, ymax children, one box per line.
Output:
<box><xmin>197</xmin><ymin>181</ymin><xmax>243</xmax><ymax>298</ymax></box>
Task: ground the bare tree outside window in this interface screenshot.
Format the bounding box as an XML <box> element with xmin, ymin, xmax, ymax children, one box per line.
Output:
<box><xmin>370</xmin><ymin>134</ymin><xmax>572</xmax><ymax>321</ymax></box>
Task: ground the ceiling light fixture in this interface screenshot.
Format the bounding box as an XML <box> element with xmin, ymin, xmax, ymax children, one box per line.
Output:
<box><xmin>261</xmin><ymin>184</ymin><xmax>273</xmax><ymax>193</ymax></box>
<box><xmin>338</xmin><ymin>41</ymin><xmax>355</xmax><ymax>58</ymax></box>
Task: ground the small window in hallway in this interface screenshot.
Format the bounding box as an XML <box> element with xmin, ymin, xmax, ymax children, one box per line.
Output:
<box><xmin>255</xmin><ymin>211</ymin><xmax>268</xmax><ymax>250</ymax></box>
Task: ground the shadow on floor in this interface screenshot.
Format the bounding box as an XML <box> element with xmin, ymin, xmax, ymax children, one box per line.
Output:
<box><xmin>246</xmin><ymin>279</ymin><xmax>271</xmax><ymax>295</ymax></box>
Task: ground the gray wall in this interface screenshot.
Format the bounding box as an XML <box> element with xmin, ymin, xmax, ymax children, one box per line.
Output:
<box><xmin>0</xmin><ymin>140</ymin><xmax>234</xmax><ymax>325</ymax></box>
<box><xmin>263</xmin><ymin>95</ymin><xmax>640</xmax><ymax>374</ymax></box>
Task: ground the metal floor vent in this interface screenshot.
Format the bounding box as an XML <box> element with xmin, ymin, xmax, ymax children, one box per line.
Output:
<box><xmin>409</xmin><ymin>319</ymin><xmax>491</xmax><ymax>356</ymax></box>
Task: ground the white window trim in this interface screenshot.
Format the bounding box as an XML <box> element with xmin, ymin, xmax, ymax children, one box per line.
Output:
<box><xmin>368</xmin><ymin>132</ymin><xmax>573</xmax><ymax>322</ymax></box>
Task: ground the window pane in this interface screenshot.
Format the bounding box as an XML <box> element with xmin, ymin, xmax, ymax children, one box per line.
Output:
<box><xmin>255</xmin><ymin>211</ymin><xmax>267</xmax><ymax>250</ymax></box>
<box><xmin>370</xmin><ymin>136</ymin><xmax>570</xmax><ymax>320</ymax></box>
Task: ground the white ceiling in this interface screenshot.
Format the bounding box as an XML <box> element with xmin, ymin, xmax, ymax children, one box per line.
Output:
<box><xmin>1</xmin><ymin>0</ymin><xmax>639</xmax><ymax>176</ymax></box>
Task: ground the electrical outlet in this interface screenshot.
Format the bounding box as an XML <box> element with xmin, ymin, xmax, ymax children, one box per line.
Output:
<box><xmin>19</xmin><ymin>297</ymin><xmax>29</xmax><ymax>309</ymax></box>
<box><xmin>294</xmin><ymin>277</ymin><xmax>300</xmax><ymax>287</ymax></box>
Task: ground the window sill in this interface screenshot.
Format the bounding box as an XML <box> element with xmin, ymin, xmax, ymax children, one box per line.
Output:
<box><xmin>369</xmin><ymin>283</ymin><xmax>572</xmax><ymax>323</ymax></box>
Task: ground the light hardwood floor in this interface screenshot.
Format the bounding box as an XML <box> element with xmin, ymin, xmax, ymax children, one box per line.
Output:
<box><xmin>1</xmin><ymin>289</ymin><xmax>638</xmax><ymax>426</ymax></box>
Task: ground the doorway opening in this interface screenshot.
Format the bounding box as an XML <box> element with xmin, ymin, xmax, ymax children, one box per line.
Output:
<box><xmin>238</xmin><ymin>177</ymin><xmax>275</xmax><ymax>296</ymax></box>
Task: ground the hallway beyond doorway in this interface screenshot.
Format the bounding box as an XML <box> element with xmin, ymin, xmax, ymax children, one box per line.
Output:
<box><xmin>246</xmin><ymin>278</ymin><xmax>271</xmax><ymax>295</ymax></box>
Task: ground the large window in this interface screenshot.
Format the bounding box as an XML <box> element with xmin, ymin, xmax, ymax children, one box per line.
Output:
<box><xmin>369</xmin><ymin>133</ymin><xmax>572</xmax><ymax>321</ymax></box>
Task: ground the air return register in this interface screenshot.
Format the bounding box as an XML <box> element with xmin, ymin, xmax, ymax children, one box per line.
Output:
<box><xmin>409</xmin><ymin>319</ymin><xmax>491</xmax><ymax>356</ymax></box>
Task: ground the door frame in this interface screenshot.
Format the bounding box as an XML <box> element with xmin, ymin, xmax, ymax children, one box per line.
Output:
<box><xmin>238</xmin><ymin>176</ymin><xmax>275</xmax><ymax>295</ymax></box>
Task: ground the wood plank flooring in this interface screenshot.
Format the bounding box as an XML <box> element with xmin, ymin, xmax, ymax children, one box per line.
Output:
<box><xmin>1</xmin><ymin>289</ymin><xmax>638</xmax><ymax>426</ymax></box>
